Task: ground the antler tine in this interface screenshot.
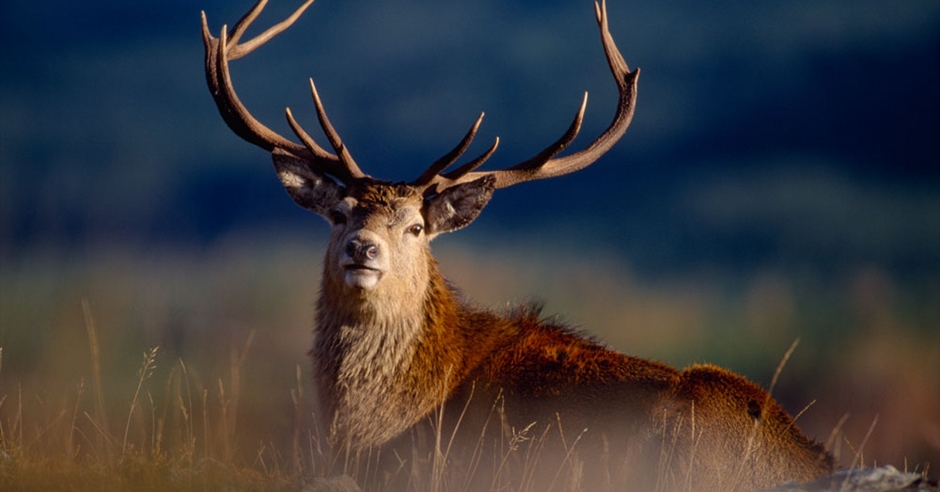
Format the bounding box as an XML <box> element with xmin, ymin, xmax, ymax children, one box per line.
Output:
<box><xmin>413</xmin><ymin>113</ymin><xmax>486</xmax><ymax>187</ymax></box>
<box><xmin>226</xmin><ymin>0</ymin><xmax>271</xmax><ymax>55</ymax></box>
<box><xmin>422</xmin><ymin>0</ymin><xmax>638</xmax><ymax>192</ymax></box>
<box><xmin>417</xmin><ymin>136</ymin><xmax>499</xmax><ymax>196</ymax></box>
<box><xmin>203</xmin><ymin>14</ymin><xmax>303</xmax><ymax>154</ymax></box>
<box><xmin>441</xmin><ymin>137</ymin><xmax>500</xmax><ymax>180</ymax></box>
<box><xmin>228</xmin><ymin>0</ymin><xmax>314</xmax><ymax>58</ymax></box>
<box><xmin>304</xmin><ymin>79</ymin><xmax>366</xmax><ymax>180</ymax></box>
<box><xmin>285</xmin><ymin>106</ymin><xmax>359</xmax><ymax>181</ymax></box>
<box><xmin>528</xmin><ymin>0</ymin><xmax>637</xmax><ymax>180</ymax></box>
<box><xmin>503</xmin><ymin>93</ymin><xmax>587</xmax><ymax>174</ymax></box>
<box><xmin>203</xmin><ymin>0</ymin><xmax>366</xmax><ymax>184</ymax></box>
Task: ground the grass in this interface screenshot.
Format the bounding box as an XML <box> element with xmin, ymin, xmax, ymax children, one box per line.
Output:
<box><xmin>0</xmin><ymin>317</ymin><xmax>317</xmax><ymax>491</ymax></box>
<box><xmin>0</xmin><ymin>236</ymin><xmax>937</xmax><ymax>490</ymax></box>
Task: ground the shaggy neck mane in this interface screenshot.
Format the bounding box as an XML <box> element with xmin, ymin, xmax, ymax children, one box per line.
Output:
<box><xmin>312</xmin><ymin>259</ymin><xmax>472</xmax><ymax>450</ymax></box>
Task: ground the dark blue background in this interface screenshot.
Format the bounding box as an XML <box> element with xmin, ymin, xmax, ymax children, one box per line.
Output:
<box><xmin>2</xmin><ymin>0</ymin><xmax>938</xmax><ymax>278</ymax></box>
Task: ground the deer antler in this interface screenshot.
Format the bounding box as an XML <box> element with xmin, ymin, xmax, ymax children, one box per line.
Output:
<box><xmin>201</xmin><ymin>0</ymin><xmax>365</xmax><ymax>182</ymax></box>
<box><xmin>415</xmin><ymin>0</ymin><xmax>638</xmax><ymax>194</ymax></box>
<box><xmin>204</xmin><ymin>0</ymin><xmax>636</xmax><ymax>192</ymax></box>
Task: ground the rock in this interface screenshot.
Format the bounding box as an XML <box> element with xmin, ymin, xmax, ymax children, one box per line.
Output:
<box><xmin>759</xmin><ymin>466</ymin><xmax>937</xmax><ymax>492</ymax></box>
<box><xmin>301</xmin><ymin>475</ymin><xmax>362</xmax><ymax>492</ymax></box>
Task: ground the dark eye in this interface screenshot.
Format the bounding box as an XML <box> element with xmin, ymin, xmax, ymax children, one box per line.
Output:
<box><xmin>408</xmin><ymin>224</ymin><xmax>423</xmax><ymax>236</ymax></box>
<box><xmin>329</xmin><ymin>210</ymin><xmax>347</xmax><ymax>225</ymax></box>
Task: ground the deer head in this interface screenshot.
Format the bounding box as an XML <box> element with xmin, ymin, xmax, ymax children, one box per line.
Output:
<box><xmin>202</xmin><ymin>0</ymin><xmax>638</xmax><ymax>303</ymax></box>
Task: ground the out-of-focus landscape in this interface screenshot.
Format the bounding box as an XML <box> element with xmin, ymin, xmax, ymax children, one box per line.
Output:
<box><xmin>1</xmin><ymin>0</ymin><xmax>938</xmax><ymax>487</ymax></box>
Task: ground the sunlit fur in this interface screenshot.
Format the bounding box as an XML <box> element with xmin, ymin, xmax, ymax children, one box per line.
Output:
<box><xmin>312</xmin><ymin>184</ymin><xmax>434</xmax><ymax>448</ymax></box>
<box><xmin>307</xmin><ymin>182</ymin><xmax>833</xmax><ymax>492</ymax></box>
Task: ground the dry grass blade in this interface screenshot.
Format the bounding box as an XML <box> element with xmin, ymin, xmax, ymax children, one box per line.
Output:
<box><xmin>122</xmin><ymin>346</ymin><xmax>159</xmax><ymax>458</ymax></box>
<box><xmin>82</xmin><ymin>299</ymin><xmax>110</xmax><ymax>458</ymax></box>
<box><xmin>847</xmin><ymin>415</ymin><xmax>880</xmax><ymax>473</ymax></box>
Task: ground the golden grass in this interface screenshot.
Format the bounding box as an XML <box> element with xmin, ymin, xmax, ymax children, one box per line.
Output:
<box><xmin>0</xmin><ymin>239</ymin><xmax>937</xmax><ymax>490</ymax></box>
<box><xmin>0</xmin><ymin>298</ymin><xmax>321</xmax><ymax>491</ymax></box>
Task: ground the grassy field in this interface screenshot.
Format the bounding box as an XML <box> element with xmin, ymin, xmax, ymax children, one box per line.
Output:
<box><xmin>1</xmin><ymin>235</ymin><xmax>937</xmax><ymax>490</ymax></box>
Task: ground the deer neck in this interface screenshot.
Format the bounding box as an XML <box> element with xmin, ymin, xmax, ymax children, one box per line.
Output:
<box><xmin>312</xmin><ymin>261</ymin><xmax>463</xmax><ymax>450</ymax></box>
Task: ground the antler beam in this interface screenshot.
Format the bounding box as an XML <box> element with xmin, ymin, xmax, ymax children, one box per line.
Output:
<box><xmin>204</xmin><ymin>0</ymin><xmax>636</xmax><ymax>192</ymax></box>
<box><xmin>415</xmin><ymin>0</ymin><xmax>638</xmax><ymax>193</ymax></box>
<box><xmin>202</xmin><ymin>0</ymin><xmax>365</xmax><ymax>182</ymax></box>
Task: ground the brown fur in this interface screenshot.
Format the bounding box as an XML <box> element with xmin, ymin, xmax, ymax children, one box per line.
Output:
<box><xmin>303</xmin><ymin>183</ymin><xmax>833</xmax><ymax>492</ymax></box>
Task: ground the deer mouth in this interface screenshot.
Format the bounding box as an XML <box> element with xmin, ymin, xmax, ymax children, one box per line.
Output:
<box><xmin>342</xmin><ymin>263</ymin><xmax>384</xmax><ymax>290</ymax></box>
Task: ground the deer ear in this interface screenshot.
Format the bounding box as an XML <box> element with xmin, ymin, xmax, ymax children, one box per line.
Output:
<box><xmin>425</xmin><ymin>175</ymin><xmax>496</xmax><ymax>238</ymax></box>
<box><xmin>272</xmin><ymin>149</ymin><xmax>345</xmax><ymax>217</ymax></box>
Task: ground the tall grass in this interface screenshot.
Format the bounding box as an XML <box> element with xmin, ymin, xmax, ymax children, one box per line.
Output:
<box><xmin>0</xmin><ymin>303</ymin><xmax>318</xmax><ymax>491</ymax></box>
<box><xmin>0</xmin><ymin>238</ymin><xmax>936</xmax><ymax>489</ymax></box>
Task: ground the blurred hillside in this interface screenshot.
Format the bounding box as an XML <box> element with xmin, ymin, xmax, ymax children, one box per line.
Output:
<box><xmin>1</xmin><ymin>0</ymin><xmax>938</xmax><ymax>477</ymax></box>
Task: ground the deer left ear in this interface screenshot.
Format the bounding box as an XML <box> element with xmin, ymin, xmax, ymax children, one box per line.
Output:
<box><xmin>425</xmin><ymin>175</ymin><xmax>496</xmax><ymax>238</ymax></box>
<box><xmin>272</xmin><ymin>148</ymin><xmax>345</xmax><ymax>218</ymax></box>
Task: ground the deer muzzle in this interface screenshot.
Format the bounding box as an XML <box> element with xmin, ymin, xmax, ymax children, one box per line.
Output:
<box><xmin>340</xmin><ymin>234</ymin><xmax>386</xmax><ymax>290</ymax></box>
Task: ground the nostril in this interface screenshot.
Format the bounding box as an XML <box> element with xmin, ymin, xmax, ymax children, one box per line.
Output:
<box><xmin>346</xmin><ymin>238</ymin><xmax>379</xmax><ymax>262</ymax></box>
<box><xmin>364</xmin><ymin>244</ymin><xmax>379</xmax><ymax>260</ymax></box>
<box><xmin>345</xmin><ymin>239</ymin><xmax>359</xmax><ymax>258</ymax></box>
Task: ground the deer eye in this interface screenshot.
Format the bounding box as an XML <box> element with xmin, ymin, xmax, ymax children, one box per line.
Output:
<box><xmin>407</xmin><ymin>224</ymin><xmax>424</xmax><ymax>236</ymax></box>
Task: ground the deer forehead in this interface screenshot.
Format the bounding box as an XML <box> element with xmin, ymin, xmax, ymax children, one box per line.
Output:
<box><xmin>343</xmin><ymin>183</ymin><xmax>426</xmax><ymax>227</ymax></box>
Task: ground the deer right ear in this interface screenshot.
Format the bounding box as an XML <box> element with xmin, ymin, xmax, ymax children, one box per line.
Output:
<box><xmin>272</xmin><ymin>149</ymin><xmax>345</xmax><ymax>217</ymax></box>
<box><xmin>424</xmin><ymin>175</ymin><xmax>496</xmax><ymax>238</ymax></box>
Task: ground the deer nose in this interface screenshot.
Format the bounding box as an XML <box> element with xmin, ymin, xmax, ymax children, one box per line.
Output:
<box><xmin>346</xmin><ymin>238</ymin><xmax>379</xmax><ymax>262</ymax></box>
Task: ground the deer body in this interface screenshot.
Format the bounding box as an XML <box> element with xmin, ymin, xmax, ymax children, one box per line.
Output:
<box><xmin>303</xmin><ymin>181</ymin><xmax>830</xmax><ymax>491</ymax></box>
<box><xmin>202</xmin><ymin>1</ymin><xmax>834</xmax><ymax>490</ymax></box>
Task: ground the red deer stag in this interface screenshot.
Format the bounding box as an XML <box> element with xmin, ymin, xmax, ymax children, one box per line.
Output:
<box><xmin>202</xmin><ymin>1</ymin><xmax>834</xmax><ymax>490</ymax></box>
